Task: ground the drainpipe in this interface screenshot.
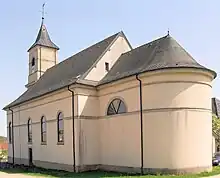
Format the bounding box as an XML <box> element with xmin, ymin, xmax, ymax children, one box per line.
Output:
<box><xmin>136</xmin><ymin>74</ymin><xmax>144</xmax><ymax>175</ymax></box>
<box><xmin>67</xmin><ymin>86</ymin><xmax>76</xmax><ymax>172</ymax></box>
<box><xmin>8</xmin><ymin>108</ymin><xmax>15</xmax><ymax>166</ymax></box>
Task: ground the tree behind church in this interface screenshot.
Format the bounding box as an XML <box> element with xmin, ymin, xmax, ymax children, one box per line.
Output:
<box><xmin>213</xmin><ymin>115</ymin><xmax>220</xmax><ymax>151</ymax></box>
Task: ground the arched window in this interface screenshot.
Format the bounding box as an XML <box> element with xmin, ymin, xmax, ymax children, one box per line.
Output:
<box><xmin>28</xmin><ymin>118</ymin><xmax>32</xmax><ymax>143</ymax></box>
<box><xmin>57</xmin><ymin>112</ymin><xmax>64</xmax><ymax>143</ymax></box>
<box><xmin>8</xmin><ymin>122</ymin><xmax>12</xmax><ymax>144</ymax></box>
<box><xmin>107</xmin><ymin>98</ymin><xmax>127</xmax><ymax>115</ymax></box>
<box><xmin>41</xmin><ymin>116</ymin><xmax>46</xmax><ymax>143</ymax></box>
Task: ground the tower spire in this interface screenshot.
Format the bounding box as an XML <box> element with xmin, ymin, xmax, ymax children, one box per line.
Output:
<box><xmin>27</xmin><ymin>3</ymin><xmax>59</xmax><ymax>52</ymax></box>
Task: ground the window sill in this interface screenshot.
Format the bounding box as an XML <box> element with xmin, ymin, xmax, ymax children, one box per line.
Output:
<box><xmin>57</xmin><ymin>142</ymin><xmax>64</xmax><ymax>145</ymax></box>
<box><xmin>41</xmin><ymin>142</ymin><xmax>47</xmax><ymax>145</ymax></box>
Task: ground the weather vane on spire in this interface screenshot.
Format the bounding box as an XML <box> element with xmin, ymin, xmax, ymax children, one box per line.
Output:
<box><xmin>41</xmin><ymin>3</ymin><xmax>46</xmax><ymax>21</ymax></box>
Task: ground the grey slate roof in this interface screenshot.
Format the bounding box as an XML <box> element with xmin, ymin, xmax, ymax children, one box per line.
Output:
<box><xmin>99</xmin><ymin>34</ymin><xmax>216</xmax><ymax>85</ymax></box>
<box><xmin>212</xmin><ymin>97</ymin><xmax>220</xmax><ymax>117</ymax></box>
<box><xmin>4</xmin><ymin>32</ymin><xmax>216</xmax><ymax>110</ymax></box>
<box><xmin>4</xmin><ymin>32</ymin><xmax>121</xmax><ymax>110</ymax></box>
<box><xmin>28</xmin><ymin>22</ymin><xmax>59</xmax><ymax>51</ymax></box>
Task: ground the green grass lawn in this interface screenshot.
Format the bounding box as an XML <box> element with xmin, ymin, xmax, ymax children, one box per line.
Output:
<box><xmin>1</xmin><ymin>166</ymin><xmax>220</xmax><ymax>178</ymax></box>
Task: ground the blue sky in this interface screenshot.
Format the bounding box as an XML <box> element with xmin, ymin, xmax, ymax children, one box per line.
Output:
<box><xmin>0</xmin><ymin>0</ymin><xmax>220</xmax><ymax>136</ymax></box>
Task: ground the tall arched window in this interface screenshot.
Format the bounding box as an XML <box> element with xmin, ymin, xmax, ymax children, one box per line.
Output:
<box><xmin>8</xmin><ymin>122</ymin><xmax>12</xmax><ymax>144</ymax></box>
<box><xmin>41</xmin><ymin>116</ymin><xmax>46</xmax><ymax>143</ymax></box>
<box><xmin>28</xmin><ymin>118</ymin><xmax>32</xmax><ymax>143</ymax></box>
<box><xmin>107</xmin><ymin>98</ymin><xmax>127</xmax><ymax>115</ymax></box>
<box><xmin>57</xmin><ymin>112</ymin><xmax>64</xmax><ymax>143</ymax></box>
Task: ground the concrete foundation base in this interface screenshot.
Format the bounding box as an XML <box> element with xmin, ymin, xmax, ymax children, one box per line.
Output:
<box><xmin>8</xmin><ymin>157</ymin><xmax>212</xmax><ymax>175</ymax></box>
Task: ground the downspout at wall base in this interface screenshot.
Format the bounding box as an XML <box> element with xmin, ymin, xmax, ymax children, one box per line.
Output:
<box><xmin>8</xmin><ymin>108</ymin><xmax>15</xmax><ymax>166</ymax></box>
<box><xmin>136</xmin><ymin>74</ymin><xmax>144</xmax><ymax>175</ymax></box>
<box><xmin>68</xmin><ymin>86</ymin><xmax>76</xmax><ymax>172</ymax></box>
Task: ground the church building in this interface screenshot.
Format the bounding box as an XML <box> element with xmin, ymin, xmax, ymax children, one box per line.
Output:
<box><xmin>3</xmin><ymin>16</ymin><xmax>217</xmax><ymax>174</ymax></box>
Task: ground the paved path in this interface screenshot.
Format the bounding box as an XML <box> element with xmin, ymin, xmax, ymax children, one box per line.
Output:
<box><xmin>0</xmin><ymin>172</ymin><xmax>43</xmax><ymax>178</ymax></box>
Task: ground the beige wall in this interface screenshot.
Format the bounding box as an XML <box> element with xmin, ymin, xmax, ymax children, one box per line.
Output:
<box><xmin>7</xmin><ymin>88</ymin><xmax>77</xmax><ymax>167</ymax></box>
<box><xmin>85</xmin><ymin>35</ymin><xmax>131</xmax><ymax>81</ymax></box>
<box><xmin>75</xmin><ymin>87</ymin><xmax>100</xmax><ymax>166</ymax></box>
<box><xmin>70</xmin><ymin>69</ymin><xmax>214</xmax><ymax>172</ymax></box>
<box><xmin>78</xmin><ymin>69</ymin><xmax>213</xmax><ymax>171</ymax></box>
<box><xmin>7</xmin><ymin>68</ymin><xmax>214</xmax><ymax>173</ymax></box>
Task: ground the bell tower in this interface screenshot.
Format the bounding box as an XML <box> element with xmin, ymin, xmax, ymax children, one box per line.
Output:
<box><xmin>26</xmin><ymin>4</ymin><xmax>59</xmax><ymax>88</ymax></box>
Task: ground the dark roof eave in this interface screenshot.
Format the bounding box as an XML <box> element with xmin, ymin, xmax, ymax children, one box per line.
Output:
<box><xmin>3</xmin><ymin>67</ymin><xmax>216</xmax><ymax>110</ymax></box>
<box><xmin>2</xmin><ymin>80</ymin><xmax>96</xmax><ymax>111</ymax></box>
<box><xmin>27</xmin><ymin>43</ymin><xmax>60</xmax><ymax>52</ymax></box>
<box><xmin>3</xmin><ymin>84</ymin><xmax>74</xmax><ymax>111</ymax></box>
<box><xmin>98</xmin><ymin>66</ymin><xmax>217</xmax><ymax>87</ymax></box>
